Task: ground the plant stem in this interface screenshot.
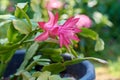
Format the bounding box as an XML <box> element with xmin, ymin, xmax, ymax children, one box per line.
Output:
<box><xmin>64</xmin><ymin>57</ymin><xmax>107</xmax><ymax>67</ymax></box>
<box><xmin>64</xmin><ymin>58</ymin><xmax>84</xmax><ymax>66</ymax></box>
<box><xmin>17</xmin><ymin>59</ymin><xmax>28</xmax><ymax>71</ymax></box>
<box><xmin>68</xmin><ymin>46</ymin><xmax>78</xmax><ymax>58</ymax></box>
<box><xmin>25</xmin><ymin>61</ymin><xmax>36</xmax><ymax>71</ymax></box>
<box><xmin>0</xmin><ymin>60</ymin><xmax>8</xmax><ymax>78</ymax></box>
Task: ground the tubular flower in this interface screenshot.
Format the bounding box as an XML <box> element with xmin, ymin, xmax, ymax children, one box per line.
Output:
<box><xmin>35</xmin><ymin>11</ymin><xmax>59</xmax><ymax>41</ymax></box>
<box><xmin>58</xmin><ymin>17</ymin><xmax>81</xmax><ymax>48</ymax></box>
<box><xmin>35</xmin><ymin>11</ymin><xmax>82</xmax><ymax>49</ymax></box>
<box><xmin>75</xmin><ymin>15</ymin><xmax>92</xmax><ymax>28</ymax></box>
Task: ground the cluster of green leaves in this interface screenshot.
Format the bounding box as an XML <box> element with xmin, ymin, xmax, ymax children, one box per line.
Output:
<box><xmin>0</xmin><ymin>2</ymin><xmax>37</xmax><ymax>78</ymax></box>
<box><xmin>71</xmin><ymin>0</ymin><xmax>120</xmax><ymax>60</ymax></box>
<box><xmin>58</xmin><ymin>0</ymin><xmax>117</xmax><ymax>58</ymax></box>
<box><xmin>79</xmin><ymin>28</ymin><xmax>104</xmax><ymax>52</ymax></box>
<box><xmin>15</xmin><ymin>71</ymin><xmax>72</xmax><ymax>80</ymax></box>
<box><xmin>16</xmin><ymin>41</ymin><xmax>106</xmax><ymax>80</ymax></box>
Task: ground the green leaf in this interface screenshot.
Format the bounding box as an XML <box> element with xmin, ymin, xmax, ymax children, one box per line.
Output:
<box><xmin>25</xmin><ymin>42</ymin><xmax>39</xmax><ymax>60</ymax></box>
<box><xmin>62</xmin><ymin>78</ymin><xmax>74</xmax><ymax>80</ymax></box>
<box><xmin>64</xmin><ymin>57</ymin><xmax>107</xmax><ymax>66</ymax></box>
<box><xmin>42</xmin><ymin>63</ymin><xmax>66</xmax><ymax>74</ymax></box>
<box><xmin>40</xmin><ymin>48</ymin><xmax>65</xmax><ymax>62</ymax></box>
<box><xmin>64</xmin><ymin>58</ymin><xmax>85</xmax><ymax>66</ymax></box>
<box><xmin>16</xmin><ymin>3</ymin><xmax>28</xmax><ymax>9</ymax></box>
<box><xmin>33</xmin><ymin>12</ymin><xmax>42</xmax><ymax>22</ymax></box>
<box><xmin>30</xmin><ymin>20</ymin><xmax>38</xmax><ymax>30</ymax></box>
<box><xmin>51</xmin><ymin>54</ymin><xmax>63</xmax><ymax>62</ymax></box>
<box><xmin>7</xmin><ymin>23</ymin><xmax>20</xmax><ymax>43</ymax></box>
<box><xmin>84</xmin><ymin>57</ymin><xmax>107</xmax><ymax>64</ymax></box>
<box><xmin>40</xmin><ymin>48</ymin><xmax>65</xmax><ymax>55</ymax></box>
<box><xmin>79</xmin><ymin>28</ymin><xmax>99</xmax><ymax>40</ymax></box>
<box><xmin>95</xmin><ymin>38</ymin><xmax>104</xmax><ymax>51</ymax></box>
<box><xmin>16</xmin><ymin>6</ymin><xmax>32</xmax><ymax>27</ymax></box>
<box><xmin>15</xmin><ymin>2</ymin><xmax>28</xmax><ymax>18</ymax></box>
<box><xmin>49</xmin><ymin>75</ymin><xmax>62</xmax><ymax>80</ymax></box>
<box><xmin>25</xmin><ymin>58</ymin><xmax>50</xmax><ymax>71</ymax></box>
<box><xmin>49</xmin><ymin>75</ymin><xmax>73</xmax><ymax>80</ymax></box>
<box><xmin>93</xmin><ymin>11</ymin><xmax>113</xmax><ymax>27</ymax></box>
<box><xmin>7</xmin><ymin>22</ymin><xmax>25</xmax><ymax>43</ymax></box>
<box><xmin>0</xmin><ymin>61</ymin><xmax>8</xmax><ymax>77</ymax></box>
<box><xmin>36</xmin><ymin>59</ymin><xmax>51</xmax><ymax>62</ymax></box>
<box><xmin>37</xmin><ymin>62</ymin><xmax>50</xmax><ymax>66</ymax></box>
<box><xmin>33</xmin><ymin>55</ymin><xmax>41</xmax><ymax>60</ymax></box>
<box><xmin>31</xmin><ymin>0</ymin><xmax>42</xmax><ymax>21</ymax></box>
<box><xmin>35</xmin><ymin>58</ymin><xmax>51</xmax><ymax>66</ymax></box>
<box><xmin>30</xmin><ymin>0</ymin><xmax>41</xmax><ymax>12</ymax></box>
<box><xmin>0</xmin><ymin>44</ymin><xmax>19</xmax><ymax>55</ymax></box>
<box><xmin>32</xmin><ymin>71</ymin><xmax>41</xmax><ymax>77</ymax></box>
<box><xmin>0</xmin><ymin>49</ymin><xmax>18</xmax><ymax>76</ymax></box>
<box><xmin>13</xmin><ymin>19</ymin><xmax>31</xmax><ymax>34</ymax></box>
<box><xmin>0</xmin><ymin>20</ymin><xmax>11</xmax><ymax>28</ymax></box>
<box><xmin>37</xmin><ymin>71</ymin><xmax>51</xmax><ymax>80</ymax></box>
<box><xmin>14</xmin><ymin>2</ymin><xmax>32</xmax><ymax>29</ymax></box>
<box><xmin>18</xmin><ymin>42</ymin><xmax>39</xmax><ymax>70</ymax></box>
<box><xmin>21</xmin><ymin>71</ymin><xmax>35</xmax><ymax>80</ymax></box>
<box><xmin>69</xmin><ymin>46</ymin><xmax>78</xmax><ymax>58</ymax></box>
<box><xmin>1</xmin><ymin>50</ymin><xmax>16</xmax><ymax>63</ymax></box>
<box><xmin>0</xmin><ymin>14</ymin><xmax>15</xmax><ymax>20</ymax></box>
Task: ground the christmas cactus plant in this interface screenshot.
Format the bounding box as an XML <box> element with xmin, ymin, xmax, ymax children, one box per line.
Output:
<box><xmin>0</xmin><ymin>0</ymin><xmax>107</xmax><ymax>80</ymax></box>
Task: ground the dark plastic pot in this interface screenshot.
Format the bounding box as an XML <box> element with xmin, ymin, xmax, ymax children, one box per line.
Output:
<box><xmin>3</xmin><ymin>50</ymin><xmax>25</xmax><ymax>78</ymax></box>
<box><xmin>63</xmin><ymin>60</ymin><xmax>95</xmax><ymax>80</ymax></box>
<box><xmin>4</xmin><ymin>50</ymin><xmax>95</xmax><ymax>80</ymax></box>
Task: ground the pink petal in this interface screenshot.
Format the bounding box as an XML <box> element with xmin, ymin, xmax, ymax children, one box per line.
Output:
<box><xmin>63</xmin><ymin>37</ymin><xmax>70</xmax><ymax>48</ymax></box>
<box><xmin>66</xmin><ymin>18</ymin><xmax>79</xmax><ymax>28</ymax></box>
<box><xmin>47</xmin><ymin>10</ymin><xmax>55</xmax><ymax>26</ymax></box>
<box><xmin>74</xmin><ymin>28</ymin><xmax>82</xmax><ymax>33</ymax></box>
<box><xmin>62</xmin><ymin>18</ymin><xmax>79</xmax><ymax>29</ymax></box>
<box><xmin>71</xmin><ymin>35</ymin><xmax>80</xmax><ymax>41</ymax></box>
<box><xmin>51</xmin><ymin>27</ymin><xmax>58</xmax><ymax>35</ymax></box>
<box><xmin>59</xmin><ymin>33</ymin><xmax>70</xmax><ymax>48</ymax></box>
<box><xmin>35</xmin><ymin>32</ymin><xmax>49</xmax><ymax>41</ymax></box>
<box><xmin>59</xmin><ymin>34</ymin><xmax>63</xmax><ymax>47</ymax></box>
<box><xmin>64</xmin><ymin>36</ymin><xmax>70</xmax><ymax>45</ymax></box>
<box><xmin>72</xmin><ymin>18</ymin><xmax>79</xmax><ymax>24</ymax></box>
<box><xmin>54</xmin><ymin>13</ymin><xmax>59</xmax><ymax>25</ymax></box>
<box><xmin>38</xmin><ymin>22</ymin><xmax>45</xmax><ymax>29</ymax></box>
<box><xmin>63</xmin><ymin>17</ymin><xmax>74</xmax><ymax>27</ymax></box>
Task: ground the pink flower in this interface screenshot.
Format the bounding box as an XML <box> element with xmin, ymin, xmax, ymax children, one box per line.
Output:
<box><xmin>35</xmin><ymin>11</ymin><xmax>82</xmax><ymax>48</ymax></box>
<box><xmin>58</xmin><ymin>17</ymin><xmax>81</xmax><ymax>48</ymax></box>
<box><xmin>75</xmin><ymin>15</ymin><xmax>92</xmax><ymax>28</ymax></box>
<box><xmin>35</xmin><ymin>11</ymin><xmax>59</xmax><ymax>41</ymax></box>
<box><xmin>46</xmin><ymin>0</ymin><xmax>63</xmax><ymax>10</ymax></box>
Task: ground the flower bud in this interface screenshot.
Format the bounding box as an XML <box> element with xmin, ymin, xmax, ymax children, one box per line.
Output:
<box><xmin>75</xmin><ymin>15</ymin><xmax>92</xmax><ymax>28</ymax></box>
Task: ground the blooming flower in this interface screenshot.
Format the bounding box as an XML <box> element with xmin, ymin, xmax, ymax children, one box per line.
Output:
<box><xmin>35</xmin><ymin>11</ymin><xmax>81</xmax><ymax>48</ymax></box>
<box><xmin>58</xmin><ymin>17</ymin><xmax>81</xmax><ymax>48</ymax></box>
<box><xmin>75</xmin><ymin>15</ymin><xmax>92</xmax><ymax>28</ymax></box>
<box><xmin>35</xmin><ymin>11</ymin><xmax>59</xmax><ymax>41</ymax></box>
<box><xmin>45</xmin><ymin>0</ymin><xmax>63</xmax><ymax>10</ymax></box>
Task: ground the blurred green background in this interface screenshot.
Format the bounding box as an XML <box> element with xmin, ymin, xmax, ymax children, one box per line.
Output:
<box><xmin>0</xmin><ymin>0</ymin><xmax>120</xmax><ymax>79</ymax></box>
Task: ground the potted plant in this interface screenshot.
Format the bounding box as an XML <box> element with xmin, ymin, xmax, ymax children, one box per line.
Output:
<box><xmin>0</xmin><ymin>0</ymin><xmax>107</xmax><ymax>80</ymax></box>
